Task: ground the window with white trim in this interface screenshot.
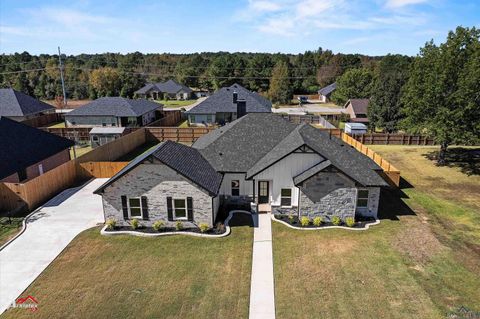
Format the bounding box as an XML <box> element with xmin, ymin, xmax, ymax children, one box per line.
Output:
<box><xmin>281</xmin><ymin>188</ymin><xmax>292</xmax><ymax>206</ymax></box>
<box><xmin>356</xmin><ymin>189</ymin><xmax>369</xmax><ymax>208</ymax></box>
<box><xmin>128</xmin><ymin>197</ymin><xmax>143</xmax><ymax>218</ymax></box>
<box><xmin>173</xmin><ymin>198</ymin><xmax>187</xmax><ymax>220</ymax></box>
<box><xmin>231</xmin><ymin>180</ymin><xmax>240</xmax><ymax>196</ymax></box>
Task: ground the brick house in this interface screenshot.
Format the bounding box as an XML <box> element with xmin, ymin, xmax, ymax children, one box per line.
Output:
<box><xmin>94</xmin><ymin>113</ymin><xmax>387</xmax><ymax>228</ymax></box>
<box><xmin>0</xmin><ymin>117</ymin><xmax>74</xmax><ymax>183</ymax></box>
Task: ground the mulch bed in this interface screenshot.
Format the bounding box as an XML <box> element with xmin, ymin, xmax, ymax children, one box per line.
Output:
<box><xmin>274</xmin><ymin>214</ymin><xmax>376</xmax><ymax>229</ymax></box>
<box><xmin>104</xmin><ymin>225</ymin><xmax>226</xmax><ymax>235</ymax></box>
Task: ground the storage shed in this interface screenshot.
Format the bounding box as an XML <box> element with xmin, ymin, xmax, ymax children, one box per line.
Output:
<box><xmin>89</xmin><ymin>127</ymin><xmax>125</xmax><ymax>148</ymax></box>
<box><xmin>345</xmin><ymin>122</ymin><xmax>367</xmax><ymax>135</ymax></box>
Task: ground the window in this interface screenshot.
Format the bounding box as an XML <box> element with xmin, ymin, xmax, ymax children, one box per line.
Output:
<box><xmin>128</xmin><ymin>197</ymin><xmax>143</xmax><ymax>218</ymax></box>
<box><xmin>281</xmin><ymin>188</ymin><xmax>292</xmax><ymax>206</ymax></box>
<box><xmin>190</xmin><ymin>115</ymin><xmax>196</xmax><ymax>123</ymax></box>
<box><xmin>356</xmin><ymin>189</ymin><xmax>369</xmax><ymax>208</ymax></box>
<box><xmin>173</xmin><ymin>199</ymin><xmax>187</xmax><ymax>220</ymax></box>
<box><xmin>231</xmin><ymin>180</ymin><xmax>240</xmax><ymax>196</ymax></box>
<box><xmin>206</xmin><ymin>115</ymin><xmax>212</xmax><ymax>123</ymax></box>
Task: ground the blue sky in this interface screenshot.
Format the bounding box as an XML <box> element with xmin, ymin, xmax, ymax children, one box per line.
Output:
<box><xmin>0</xmin><ymin>0</ymin><xmax>478</xmax><ymax>56</ymax></box>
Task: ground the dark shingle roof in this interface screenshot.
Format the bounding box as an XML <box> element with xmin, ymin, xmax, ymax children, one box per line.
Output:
<box><xmin>0</xmin><ymin>88</ymin><xmax>54</xmax><ymax>117</ymax></box>
<box><xmin>347</xmin><ymin>99</ymin><xmax>369</xmax><ymax>115</ymax></box>
<box><xmin>94</xmin><ymin>141</ymin><xmax>222</xmax><ymax>196</ymax></box>
<box><xmin>135</xmin><ymin>80</ymin><xmax>192</xmax><ymax>95</ymax></box>
<box><xmin>186</xmin><ymin>83</ymin><xmax>272</xmax><ymax>115</ymax></box>
<box><xmin>318</xmin><ymin>82</ymin><xmax>337</xmax><ymax>96</ymax></box>
<box><xmin>0</xmin><ymin>117</ymin><xmax>74</xmax><ymax>180</ymax></box>
<box><xmin>293</xmin><ymin>160</ymin><xmax>332</xmax><ymax>185</ymax></box>
<box><xmin>66</xmin><ymin>97</ymin><xmax>162</xmax><ymax>117</ymax></box>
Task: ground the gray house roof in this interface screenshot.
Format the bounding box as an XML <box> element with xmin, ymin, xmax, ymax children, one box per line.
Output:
<box><xmin>0</xmin><ymin>116</ymin><xmax>74</xmax><ymax>180</ymax></box>
<box><xmin>135</xmin><ymin>80</ymin><xmax>192</xmax><ymax>95</ymax></box>
<box><xmin>94</xmin><ymin>141</ymin><xmax>222</xmax><ymax>196</ymax></box>
<box><xmin>318</xmin><ymin>82</ymin><xmax>337</xmax><ymax>96</ymax></box>
<box><xmin>0</xmin><ymin>88</ymin><xmax>54</xmax><ymax>117</ymax></box>
<box><xmin>346</xmin><ymin>99</ymin><xmax>369</xmax><ymax>115</ymax></box>
<box><xmin>186</xmin><ymin>83</ymin><xmax>272</xmax><ymax>115</ymax></box>
<box><xmin>293</xmin><ymin>160</ymin><xmax>332</xmax><ymax>185</ymax></box>
<box><xmin>195</xmin><ymin>113</ymin><xmax>387</xmax><ymax>187</ymax></box>
<box><xmin>66</xmin><ymin>97</ymin><xmax>162</xmax><ymax>117</ymax></box>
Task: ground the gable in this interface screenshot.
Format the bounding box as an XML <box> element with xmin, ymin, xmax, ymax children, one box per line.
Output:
<box><xmin>298</xmin><ymin>167</ymin><xmax>355</xmax><ymax>203</ymax></box>
<box><xmin>252</xmin><ymin>151</ymin><xmax>323</xmax><ymax>180</ymax></box>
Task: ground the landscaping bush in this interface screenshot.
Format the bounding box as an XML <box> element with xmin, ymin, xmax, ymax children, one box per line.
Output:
<box><xmin>313</xmin><ymin>216</ymin><xmax>323</xmax><ymax>227</ymax></box>
<box><xmin>288</xmin><ymin>214</ymin><xmax>295</xmax><ymax>223</ymax></box>
<box><xmin>175</xmin><ymin>221</ymin><xmax>184</xmax><ymax>231</ymax></box>
<box><xmin>300</xmin><ymin>216</ymin><xmax>310</xmax><ymax>227</ymax></box>
<box><xmin>130</xmin><ymin>218</ymin><xmax>140</xmax><ymax>230</ymax></box>
<box><xmin>345</xmin><ymin>217</ymin><xmax>355</xmax><ymax>227</ymax></box>
<box><xmin>331</xmin><ymin>216</ymin><xmax>341</xmax><ymax>226</ymax></box>
<box><xmin>106</xmin><ymin>218</ymin><xmax>116</xmax><ymax>230</ymax></box>
<box><xmin>199</xmin><ymin>223</ymin><xmax>210</xmax><ymax>233</ymax></box>
<box><xmin>152</xmin><ymin>220</ymin><xmax>165</xmax><ymax>231</ymax></box>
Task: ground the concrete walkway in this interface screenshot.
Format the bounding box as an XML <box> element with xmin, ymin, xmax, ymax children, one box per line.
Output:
<box><xmin>0</xmin><ymin>179</ymin><xmax>107</xmax><ymax>313</ymax></box>
<box><xmin>249</xmin><ymin>213</ymin><xmax>275</xmax><ymax>319</ymax></box>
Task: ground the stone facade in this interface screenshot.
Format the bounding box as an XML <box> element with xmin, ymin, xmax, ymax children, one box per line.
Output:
<box><xmin>102</xmin><ymin>160</ymin><xmax>215</xmax><ymax>228</ymax></box>
<box><xmin>299</xmin><ymin>187</ymin><xmax>356</xmax><ymax>221</ymax></box>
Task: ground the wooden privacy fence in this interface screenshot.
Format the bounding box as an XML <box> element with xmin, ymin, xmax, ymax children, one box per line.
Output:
<box><xmin>21</xmin><ymin>112</ymin><xmax>63</xmax><ymax>128</ymax></box>
<box><xmin>281</xmin><ymin>114</ymin><xmax>336</xmax><ymax>128</ymax></box>
<box><xmin>351</xmin><ymin>133</ymin><xmax>436</xmax><ymax>145</ymax></box>
<box><xmin>79</xmin><ymin>162</ymin><xmax>129</xmax><ymax>178</ymax></box>
<box><xmin>146</xmin><ymin>127</ymin><xmax>215</xmax><ymax>143</ymax></box>
<box><xmin>341</xmin><ymin>133</ymin><xmax>401</xmax><ymax>186</ymax></box>
<box><xmin>149</xmin><ymin>110</ymin><xmax>182</xmax><ymax>127</ymax></box>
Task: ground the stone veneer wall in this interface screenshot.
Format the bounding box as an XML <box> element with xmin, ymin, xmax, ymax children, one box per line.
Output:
<box><xmin>299</xmin><ymin>188</ymin><xmax>356</xmax><ymax>221</ymax></box>
<box><xmin>102</xmin><ymin>160</ymin><xmax>215</xmax><ymax>227</ymax></box>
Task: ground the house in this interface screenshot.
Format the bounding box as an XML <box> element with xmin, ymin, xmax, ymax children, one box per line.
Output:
<box><xmin>89</xmin><ymin>127</ymin><xmax>126</xmax><ymax>148</ymax></box>
<box><xmin>134</xmin><ymin>80</ymin><xmax>193</xmax><ymax>100</ymax></box>
<box><xmin>0</xmin><ymin>88</ymin><xmax>55</xmax><ymax>121</ymax></box>
<box><xmin>185</xmin><ymin>83</ymin><xmax>272</xmax><ymax>125</ymax></box>
<box><xmin>65</xmin><ymin>97</ymin><xmax>162</xmax><ymax>128</ymax></box>
<box><xmin>94</xmin><ymin>113</ymin><xmax>388</xmax><ymax>229</ymax></box>
<box><xmin>0</xmin><ymin>116</ymin><xmax>74</xmax><ymax>183</ymax></box>
<box><xmin>344</xmin><ymin>99</ymin><xmax>370</xmax><ymax>124</ymax></box>
<box><xmin>318</xmin><ymin>82</ymin><xmax>336</xmax><ymax>103</ymax></box>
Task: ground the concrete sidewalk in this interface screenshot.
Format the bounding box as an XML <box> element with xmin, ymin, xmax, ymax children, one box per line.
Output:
<box><xmin>0</xmin><ymin>179</ymin><xmax>107</xmax><ymax>314</ymax></box>
<box><xmin>249</xmin><ymin>213</ymin><xmax>275</xmax><ymax>319</ymax></box>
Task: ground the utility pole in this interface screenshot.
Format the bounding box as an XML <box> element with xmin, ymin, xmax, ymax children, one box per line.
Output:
<box><xmin>57</xmin><ymin>46</ymin><xmax>67</xmax><ymax>106</ymax></box>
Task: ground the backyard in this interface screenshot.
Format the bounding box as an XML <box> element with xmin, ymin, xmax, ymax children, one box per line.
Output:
<box><xmin>273</xmin><ymin>145</ymin><xmax>480</xmax><ymax>318</ymax></box>
<box><xmin>1</xmin><ymin>224</ymin><xmax>253</xmax><ymax>318</ymax></box>
<box><xmin>156</xmin><ymin>99</ymin><xmax>197</xmax><ymax>108</ymax></box>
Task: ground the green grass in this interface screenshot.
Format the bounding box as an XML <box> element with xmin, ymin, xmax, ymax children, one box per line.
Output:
<box><xmin>0</xmin><ymin>217</ymin><xmax>23</xmax><ymax>247</ymax></box>
<box><xmin>48</xmin><ymin>122</ymin><xmax>66</xmax><ymax>128</ymax></box>
<box><xmin>178</xmin><ymin>120</ymin><xmax>190</xmax><ymax>128</ymax></box>
<box><xmin>273</xmin><ymin>145</ymin><xmax>480</xmax><ymax>318</ymax></box>
<box><xmin>156</xmin><ymin>99</ymin><xmax>197</xmax><ymax>108</ymax></box>
<box><xmin>1</xmin><ymin>225</ymin><xmax>253</xmax><ymax>319</ymax></box>
<box><xmin>70</xmin><ymin>145</ymin><xmax>93</xmax><ymax>158</ymax></box>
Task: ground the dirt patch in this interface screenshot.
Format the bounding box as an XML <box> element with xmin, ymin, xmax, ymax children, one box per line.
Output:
<box><xmin>392</xmin><ymin>217</ymin><xmax>447</xmax><ymax>264</ymax></box>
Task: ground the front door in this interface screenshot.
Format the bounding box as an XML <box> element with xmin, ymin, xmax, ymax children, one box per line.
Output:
<box><xmin>258</xmin><ymin>181</ymin><xmax>269</xmax><ymax>204</ymax></box>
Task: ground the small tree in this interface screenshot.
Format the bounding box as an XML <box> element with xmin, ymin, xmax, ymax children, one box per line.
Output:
<box><xmin>268</xmin><ymin>61</ymin><xmax>292</xmax><ymax>105</ymax></box>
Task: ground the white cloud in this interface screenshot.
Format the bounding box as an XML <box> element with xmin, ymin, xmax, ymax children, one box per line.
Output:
<box><xmin>249</xmin><ymin>0</ymin><xmax>283</xmax><ymax>12</ymax></box>
<box><xmin>385</xmin><ymin>0</ymin><xmax>428</xmax><ymax>8</ymax></box>
<box><xmin>296</xmin><ymin>0</ymin><xmax>342</xmax><ymax>18</ymax></box>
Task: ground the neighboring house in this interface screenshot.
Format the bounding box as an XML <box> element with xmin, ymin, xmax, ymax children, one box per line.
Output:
<box><xmin>318</xmin><ymin>82</ymin><xmax>336</xmax><ymax>103</ymax></box>
<box><xmin>134</xmin><ymin>80</ymin><xmax>193</xmax><ymax>100</ymax></box>
<box><xmin>89</xmin><ymin>127</ymin><xmax>126</xmax><ymax>148</ymax></box>
<box><xmin>0</xmin><ymin>116</ymin><xmax>74</xmax><ymax>183</ymax></box>
<box><xmin>65</xmin><ymin>97</ymin><xmax>162</xmax><ymax>128</ymax></box>
<box><xmin>0</xmin><ymin>88</ymin><xmax>55</xmax><ymax>121</ymax></box>
<box><xmin>94</xmin><ymin>113</ymin><xmax>388</xmax><ymax>229</ymax></box>
<box><xmin>344</xmin><ymin>99</ymin><xmax>370</xmax><ymax>124</ymax></box>
<box><xmin>185</xmin><ymin>83</ymin><xmax>272</xmax><ymax>125</ymax></box>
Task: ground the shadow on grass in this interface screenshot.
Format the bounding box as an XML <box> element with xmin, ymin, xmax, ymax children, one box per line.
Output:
<box><xmin>378</xmin><ymin>177</ymin><xmax>416</xmax><ymax>221</ymax></box>
<box><xmin>424</xmin><ymin>147</ymin><xmax>480</xmax><ymax>176</ymax></box>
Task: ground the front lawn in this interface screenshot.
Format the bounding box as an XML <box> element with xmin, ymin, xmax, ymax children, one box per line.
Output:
<box><xmin>273</xmin><ymin>145</ymin><xmax>480</xmax><ymax>318</ymax></box>
<box><xmin>2</xmin><ymin>225</ymin><xmax>253</xmax><ymax>318</ymax></box>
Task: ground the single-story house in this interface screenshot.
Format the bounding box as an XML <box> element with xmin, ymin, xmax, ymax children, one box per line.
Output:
<box><xmin>94</xmin><ymin>113</ymin><xmax>388</xmax><ymax>229</ymax></box>
<box><xmin>0</xmin><ymin>116</ymin><xmax>74</xmax><ymax>183</ymax></box>
<box><xmin>65</xmin><ymin>97</ymin><xmax>162</xmax><ymax>128</ymax></box>
<box><xmin>318</xmin><ymin>82</ymin><xmax>336</xmax><ymax>103</ymax></box>
<box><xmin>134</xmin><ymin>80</ymin><xmax>193</xmax><ymax>100</ymax></box>
<box><xmin>89</xmin><ymin>127</ymin><xmax>126</xmax><ymax>148</ymax></box>
<box><xmin>0</xmin><ymin>88</ymin><xmax>55</xmax><ymax>121</ymax></box>
<box><xmin>344</xmin><ymin>99</ymin><xmax>370</xmax><ymax>124</ymax></box>
<box><xmin>185</xmin><ymin>83</ymin><xmax>272</xmax><ymax>125</ymax></box>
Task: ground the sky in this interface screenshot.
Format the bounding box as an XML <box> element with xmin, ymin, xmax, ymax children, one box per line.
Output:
<box><xmin>0</xmin><ymin>0</ymin><xmax>479</xmax><ymax>56</ymax></box>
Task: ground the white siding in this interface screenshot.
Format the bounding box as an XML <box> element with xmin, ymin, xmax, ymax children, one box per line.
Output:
<box><xmin>219</xmin><ymin>173</ymin><xmax>253</xmax><ymax>197</ymax></box>
<box><xmin>253</xmin><ymin>152</ymin><xmax>323</xmax><ymax>206</ymax></box>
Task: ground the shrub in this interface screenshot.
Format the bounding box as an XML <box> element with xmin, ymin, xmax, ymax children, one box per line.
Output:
<box><xmin>106</xmin><ymin>218</ymin><xmax>116</xmax><ymax>230</ymax></box>
<box><xmin>175</xmin><ymin>221</ymin><xmax>184</xmax><ymax>231</ymax></box>
<box><xmin>130</xmin><ymin>218</ymin><xmax>139</xmax><ymax>230</ymax></box>
<box><xmin>300</xmin><ymin>216</ymin><xmax>310</xmax><ymax>227</ymax></box>
<box><xmin>313</xmin><ymin>216</ymin><xmax>323</xmax><ymax>227</ymax></box>
<box><xmin>152</xmin><ymin>220</ymin><xmax>165</xmax><ymax>231</ymax></box>
<box><xmin>345</xmin><ymin>217</ymin><xmax>355</xmax><ymax>227</ymax></box>
<box><xmin>199</xmin><ymin>223</ymin><xmax>210</xmax><ymax>233</ymax></box>
<box><xmin>331</xmin><ymin>216</ymin><xmax>341</xmax><ymax>226</ymax></box>
<box><xmin>288</xmin><ymin>214</ymin><xmax>295</xmax><ymax>224</ymax></box>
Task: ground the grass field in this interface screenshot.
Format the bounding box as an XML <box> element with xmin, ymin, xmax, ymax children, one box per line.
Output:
<box><xmin>156</xmin><ymin>99</ymin><xmax>197</xmax><ymax>108</ymax></box>
<box><xmin>273</xmin><ymin>145</ymin><xmax>480</xmax><ymax>318</ymax></box>
<box><xmin>2</xmin><ymin>224</ymin><xmax>253</xmax><ymax>318</ymax></box>
<box><xmin>0</xmin><ymin>218</ymin><xmax>23</xmax><ymax>247</ymax></box>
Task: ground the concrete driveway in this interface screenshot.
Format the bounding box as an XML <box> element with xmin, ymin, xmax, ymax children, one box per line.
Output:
<box><xmin>0</xmin><ymin>178</ymin><xmax>107</xmax><ymax>313</ymax></box>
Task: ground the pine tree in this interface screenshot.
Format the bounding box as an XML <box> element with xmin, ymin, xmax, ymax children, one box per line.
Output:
<box><xmin>268</xmin><ymin>61</ymin><xmax>292</xmax><ymax>105</ymax></box>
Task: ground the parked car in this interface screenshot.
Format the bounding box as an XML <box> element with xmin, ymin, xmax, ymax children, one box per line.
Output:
<box><xmin>297</xmin><ymin>96</ymin><xmax>308</xmax><ymax>103</ymax></box>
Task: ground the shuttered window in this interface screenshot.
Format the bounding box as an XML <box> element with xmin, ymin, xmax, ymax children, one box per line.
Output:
<box><xmin>128</xmin><ymin>197</ymin><xmax>143</xmax><ymax>218</ymax></box>
<box><xmin>173</xmin><ymin>199</ymin><xmax>187</xmax><ymax>220</ymax></box>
